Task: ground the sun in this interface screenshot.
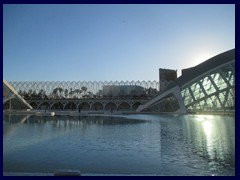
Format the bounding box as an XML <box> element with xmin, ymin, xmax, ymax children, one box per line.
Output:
<box><xmin>192</xmin><ymin>52</ymin><xmax>214</xmax><ymax>66</ymax></box>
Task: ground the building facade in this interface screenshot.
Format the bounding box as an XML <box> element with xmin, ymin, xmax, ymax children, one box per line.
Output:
<box><xmin>159</xmin><ymin>68</ymin><xmax>177</xmax><ymax>92</ymax></box>
<box><xmin>137</xmin><ymin>49</ymin><xmax>235</xmax><ymax>114</ymax></box>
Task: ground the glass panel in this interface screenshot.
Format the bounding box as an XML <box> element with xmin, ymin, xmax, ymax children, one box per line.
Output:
<box><xmin>201</xmin><ymin>76</ymin><xmax>216</xmax><ymax>95</ymax></box>
<box><xmin>225</xmin><ymin>89</ymin><xmax>235</xmax><ymax>109</ymax></box>
<box><xmin>181</xmin><ymin>87</ymin><xmax>194</xmax><ymax>105</ymax></box>
<box><xmin>212</xmin><ymin>95</ymin><xmax>221</xmax><ymax>109</ymax></box>
<box><xmin>190</xmin><ymin>82</ymin><xmax>205</xmax><ymax>101</ymax></box>
<box><xmin>228</xmin><ymin>72</ymin><xmax>234</xmax><ymax>86</ymax></box>
<box><xmin>212</xmin><ymin>73</ymin><xmax>227</xmax><ymax>90</ymax></box>
<box><xmin>218</xmin><ymin>92</ymin><xmax>226</xmax><ymax>103</ymax></box>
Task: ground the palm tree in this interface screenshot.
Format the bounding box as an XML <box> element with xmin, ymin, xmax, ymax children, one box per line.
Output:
<box><xmin>64</xmin><ymin>89</ymin><xmax>68</xmax><ymax>98</ymax></box>
<box><xmin>69</xmin><ymin>88</ymin><xmax>73</xmax><ymax>98</ymax></box>
<box><xmin>81</xmin><ymin>86</ymin><xmax>87</xmax><ymax>98</ymax></box>
<box><xmin>52</xmin><ymin>88</ymin><xmax>58</xmax><ymax>99</ymax></box>
<box><xmin>76</xmin><ymin>89</ymin><xmax>82</xmax><ymax>99</ymax></box>
<box><xmin>38</xmin><ymin>89</ymin><xmax>46</xmax><ymax>99</ymax></box>
<box><xmin>81</xmin><ymin>86</ymin><xmax>87</xmax><ymax>92</ymax></box>
<box><xmin>58</xmin><ymin>87</ymin><xmax>63</xmax><ymax>98</ymax></box>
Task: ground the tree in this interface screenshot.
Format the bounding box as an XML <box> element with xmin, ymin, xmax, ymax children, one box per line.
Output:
<box><xmin>28</xmin><ymin>89</ymin><xmax>33</xmax><ymax>95</ymax></box>
<box><xmin>58</xmin><ymin>87</ymin><xmax>63</xmax><ymax>98</ymax></box>
<box><xmin>146</xmin><ymin>87</ymin><xmax>158</xmax><ymax>97</ymax></box>
<box><xmin>28</xmin><ymin>89</ymin><xmax>33</xmax><ymax>99</ymax></box>
<box><xmin>75</xmin><ymin>89</ymin><xmax>82</xmax><ymax>99</ymax></box>
<box><xmin>69</xmin><ymin>88</ymin><xmax>73</xmax><ymax>98</ymax></box>
<box><xmin>64</xmin><ymin>89</ymin><xmax>68</xmax><ymax>98</ymax></box>
<box><xmin>96</xmin><ymin>90</ymin><xmax>103</xmax><ymax>98</ymax></box>
<box><xmin>38</xmin><ymin>89</ymin><xmax>46</xmax><ymax>99</ymax></box>
<box><xmin>52</xmin><ymin>88</ymin><xmax>58</xmax><ymax>98</ymax></box>
<box><xmin>87</xmin><ymin>91</ymin><xmax>93</xmax><ymax>98</ymax></box>
<box><xmin>81</xmin><ymin>86</ymin><xmax>87</xmax><ymax>92</ymax></box>
<box><xmin>80</xmin><ymin>86</ymin><xmax>88</xmax><ymax>98</ymax></box>
<box><xmin>52</xmin><ymin>87</ymin><xmax>64</xmax><ymax>99</ymax></box>
<box><xmin>18</xmin><ymin>90</ymin><xmax>23</xmax><ymax>96</ymax></box>
<box><xmin>33</xmin><ymin>90</ymin><xmax>37</xmax><ymax>95</ymax></box>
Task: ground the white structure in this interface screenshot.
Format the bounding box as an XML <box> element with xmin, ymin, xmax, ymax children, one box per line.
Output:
<box><xmin>137</xmin><ymin>49</ymin><xmax>235</xmax><ymax>114</ymax></box>
<box><xmin>3</xmin><ymin>80</ymin><xmax>32</xmax><ymax>110</ymax></box>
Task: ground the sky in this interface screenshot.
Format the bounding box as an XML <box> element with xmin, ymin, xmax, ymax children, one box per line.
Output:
<box><xmin>3</xmin><ymin>4</ymin><xmax>235</xmax><ymax>82</ymax></box>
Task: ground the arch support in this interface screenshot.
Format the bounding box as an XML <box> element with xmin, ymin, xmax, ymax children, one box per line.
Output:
<box><xmin>136</xmin><ymin>86</ymin><xmax>187</xmax><ymax>114</ymax></box>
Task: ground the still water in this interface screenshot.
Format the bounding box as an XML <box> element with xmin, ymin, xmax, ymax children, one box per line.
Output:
<box><xmin>3</xmin><ymin>114</ymin><xmax>235</xmax><ymax>176</ymax></box>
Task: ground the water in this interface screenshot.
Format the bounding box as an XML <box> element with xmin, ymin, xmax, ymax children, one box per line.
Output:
<box><xmin>3</xmin><ymin>114</ymin><xmax>235</xmax><ymax>176</ymax></box>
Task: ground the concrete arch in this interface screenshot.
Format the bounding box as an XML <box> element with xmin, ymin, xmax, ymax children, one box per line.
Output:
<box><xmin>91</xmin><ymin>102</ymin><xmax>103</xmax><ymax>111</ymax></box>
<box><xmin>38</xmin><ymin>102</ymin><xmax>51</xmax><ymax>110</ymax></box>
<box><xmin>4</xmin><ymin>98</ymin><xmax>31</xmax><ymax>110</ymax></box>
<box><xmin>64</xmin><ymin>102</ymin><xmax>77</xmax><ymax>110</ymax></box>
<box><xmin>132</xmin><ymin>102</ymin><xmax>142</xmax><ymax>110</ymax></box>
<box><xmin>105</xmin><ymin>102</ymin><xmax>117</xmax><ymax>111</ymax></box>
<box><xmin>137</xmin><ymin>49</ymin><xmax>235</xmax><ymax>113</ymax></box>
<box><xmin>79</xmin><ymin>102</ymin><xmax>90</xmax><ymax>110</ymax></box>
<box><xmin>3</xmin><ymin>100</ymin><xmax>10</xmax><ymax>109</ymax></box>
<box><xmin>118</xmin><ymin>102</ymin><xmax>131</xmax><ymax>111</ymax></box>
<box><xmin>137</xmin><ymin>86</ymin><xmax>186</xmax><ymax>113</ymax></box>
<box><xmin>30</xmin><ymin>102</ymin><xmax>38</xmax><ymax>109</ymax></box>
<box><xmin>51</xmin><ymin>102</ymin><xmax>64</xmax><ymax>110</ymax></box>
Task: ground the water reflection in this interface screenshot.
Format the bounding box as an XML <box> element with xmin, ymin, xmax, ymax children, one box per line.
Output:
<box><xmin>3</xmin><ymin>114</ymin><xmax>234</xmax><ymax>175</ymax></box>
<box><xmin>3</xmin><ymin>114</ymin><xmax>31</xmax><ymax>137</ymax></box>
<box><xmin>3</xmin><ymin>114</ymin><xmax>146</xmax><ymax>128</ymax></box>
<box><xmin>3</xmin><ymin>114</ymin><xmax>30</xmax><ymax>124</ymax></box>
<box><xmin>182</xmin><ymin>115</ymin><xmax>235</xmax><ymax>174</ymax></box>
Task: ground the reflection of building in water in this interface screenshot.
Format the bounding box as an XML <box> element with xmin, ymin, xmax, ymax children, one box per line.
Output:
<box><xmin>102</xmin><ymin>85</ymin><xmax>145</xmax><ymax>96</ymax></box>
<box><xmin>181</xmin><ymin>115</ymin><xmax>235</xmax><ymax>168</ymax></box>
<box><xmin>4</xmin><ymin>114</ymin><xmax>31</xmax><ymax>124</ymax></box>
<box><xmin>53</xmin><ymin>116</ymin><xmax>146</xmax><ymax>127</ymax></box>
<box><xmin>160</xmin><ymin>118</ymin><xmax>184</xmax><ymax>155</ymax></box>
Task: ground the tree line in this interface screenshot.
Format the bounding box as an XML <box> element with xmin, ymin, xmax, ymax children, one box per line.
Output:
<box><xmin>18</xmin><ymin>86</ymin><xmax>158</xmax><ymax>100</ymax></box>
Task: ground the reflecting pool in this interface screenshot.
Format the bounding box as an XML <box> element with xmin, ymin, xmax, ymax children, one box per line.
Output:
<box><xmin>3</xmin><ymin>114</ymin><xmax>235</xmax><ymax>176</ymax></box>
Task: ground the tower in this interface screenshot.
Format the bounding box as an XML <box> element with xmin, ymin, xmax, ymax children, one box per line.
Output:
<box><xmin>159</xmin><ymin>68</ymin><xmax>177</xmax><ymax>92</ymax></box>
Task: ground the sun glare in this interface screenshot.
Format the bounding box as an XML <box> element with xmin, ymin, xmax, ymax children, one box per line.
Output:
<box><xmin>191</xmin><ymin>52</ymin><xmax>214</xmax><ymax>67</ymax></box>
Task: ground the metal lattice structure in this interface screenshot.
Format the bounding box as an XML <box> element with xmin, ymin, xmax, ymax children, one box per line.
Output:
<box><xmin>137</xmin><ymin>49</ymin><xmax>235</xmax><ymax>113</ymax></box>
<box><xmin>4</xmin><ymin>49</ymin><xmax>235</xmax><ymax>113</ymax></box>
<box><xmin>5</xmin><ymin>81</ymin><xmax>159</xmax><ymax>110</ymax></box>
<box><xmin>181</xmin><ymin>62</ymin><xmax>234</xmax><ymax>112</ymax></box>
<box><xmin>8</xmin><ymin>80</ymin><xmax>159</xmax><ymax>99</ymax></box>
<box><xmin>3</xmin><ymin>80</ymin><xmax>32</xmax><ymax>110</ymax></box>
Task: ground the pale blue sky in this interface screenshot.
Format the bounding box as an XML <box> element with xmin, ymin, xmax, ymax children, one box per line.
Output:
<box><xmin>3</xmin><ymin>4</ymin><xmax>235</xmax><ymax>81</ymax></box>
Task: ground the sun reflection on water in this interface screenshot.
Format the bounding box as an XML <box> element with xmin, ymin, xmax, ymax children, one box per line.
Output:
<box><xmin>202</xmin><ymin>120</ymin><xmax>213</xmax><ymax>137</ymax></box>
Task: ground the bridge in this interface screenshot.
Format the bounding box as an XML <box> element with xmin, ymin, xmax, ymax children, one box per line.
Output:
<box><xmin>3</xmin><ymin>49</ymin><xmax>235</xmax><ymax>114</ymax></box>
<box><xmin>4</xmin><ymin>80</ymin><xmax>158</xmax><ymax>111</ymax></box>
<box><xmin>3</xmin><ymin>80</ymin><xmax>32</xmax><ymax>110</ymax></box>
<box><xmin>26</xmin><ymin>98</ymin><xmax>148</xmax><ymax>111</ymax></box>
<box><xmin>137</xmin><ymin>49</ymin><xmax>235</xmax><ymax>114</ymax></box>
